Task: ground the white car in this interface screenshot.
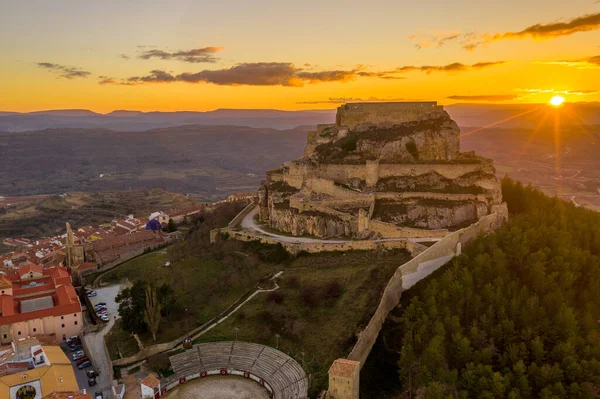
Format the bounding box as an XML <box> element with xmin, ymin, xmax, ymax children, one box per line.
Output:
<box><xmin>100</xmin><ymin>314</ymin><xmax>110</xmax><ymax>322</ymax></box>
<box><xmin>86</xmin><ymin>290</ymin><xmax>97</xmax><ymax>297</ymax></box>
<box><xmin>72</xmin><ymin>350</ymin><xmax>85</xmax><ymax>361</ymax></box>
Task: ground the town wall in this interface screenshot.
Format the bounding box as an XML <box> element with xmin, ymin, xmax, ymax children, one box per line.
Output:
<box><xmin>220</xmin><ymin>229</ymin><xmax>413</xmax><ymax>255</ymax></box>
<box><xmin>346</xmin><ymin>208</ymin><xmax>507</xmax><ymax>365</ymax></box>
<box><xmin>374</xmin><ymin>191</ymin><xmax>488</xmax><ymax>203</ymax></box>
<box><xmin>304</xmin><ymin>178</ymin><xmax>359</xmax><ymax>199</ymax></box>
<box><xmin>284</xmin><ymin>162</ymin><xmax>491</xmax><ymax>188</ymax></box>
<box><xmin>291</xmin><ymin>195</ymin><xmax>373</xmax><ymax>211</ymax></box>
<box><xmin>368</xmin><ymin>220</ymin><xmax>447</xmax><ymax>239</ymax></box>
<box><xmin>228</xmin><ymin>201</ymin><xmax>257</xmax><ymax>229</ymax></box>
<box><xmin>378</xmin><ymin>163</ymin><xmax>487</xmax><ymax>180</ymax></box>
<box><xmin>365</xmin><ymin>160</ymin><xmax>380</xmax><ymax>187</ymax></box>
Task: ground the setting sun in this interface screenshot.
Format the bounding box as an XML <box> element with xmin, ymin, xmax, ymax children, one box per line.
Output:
<box><xmin>550</xmin><ymin>95</ymin><xmax>565</xmax><ymax>107</ymax></box>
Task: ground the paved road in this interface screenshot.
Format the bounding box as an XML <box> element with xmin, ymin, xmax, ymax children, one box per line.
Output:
<box><xmin>60</xmin><ymin>343</ymin><xmax>98</xmax><ymax>395</ymax></box>
<box><xmin>240</xmin><ymin>206</ymin><xmax>442</xmax><ymax>244</ymax></box>
<box><xmin>83</xmin><ymin>317</ymin><xmax>116</xmax><ymax>398</ymax></box>
<box><xmin>82</xmin><ymin>284</ymin><xmax>125</xmax><ymax>398</ymax></box>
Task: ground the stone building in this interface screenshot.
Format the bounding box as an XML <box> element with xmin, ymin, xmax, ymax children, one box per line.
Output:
<box><xmin>327</xmin><ymin>359</ymin><xmax>360</xmax><ymax>399</ymax></box>
<box><xmin>258</xmin><ymin>101</ymin><xmax>507</xmax><ymax>239</ymax></box>
<box><xmin>0</xmin><ymin>265</ymin><xmax>82</xmax><ymax>345</ymax></box>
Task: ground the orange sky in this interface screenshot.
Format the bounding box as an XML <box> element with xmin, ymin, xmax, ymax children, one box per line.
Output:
<box><xmin>1</xmin><ymin>0</ymin><xmax>599</xmax><ymax>112</ymax></box>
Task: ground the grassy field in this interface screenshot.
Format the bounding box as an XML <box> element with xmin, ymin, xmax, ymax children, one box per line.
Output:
<box><xmin>197</xmin><ymin>250</ymin><xmax>411</xmax><ymax>395</ymax></box>
<box><xmin>103</xmin><ymin>240</ymin><xmax>411</xmax><ymax>396</ymax></box>
<box><xmin>103</xmin><ymin>248</ymin><xmax>281</xmax><ymax>358</ymax></box>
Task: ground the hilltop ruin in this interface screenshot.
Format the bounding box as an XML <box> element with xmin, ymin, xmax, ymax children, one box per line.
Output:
<box><xmin>258</xmin><ymin>102</ymin><xmax>507</xmax><ymax>240</ymax></box>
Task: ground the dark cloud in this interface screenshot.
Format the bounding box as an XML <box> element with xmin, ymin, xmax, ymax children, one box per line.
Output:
<box><xmin>471</xmin><ymin>61</ymin><xmax>506</xmax><ymax>69</ymax></box>
<box><xmin>537</xmin><ymin>55</ymin><xmax>600</xmax><ymax>68</ymax></box>
<box><xmin>37</xmin><ymin>62</ymin><xmax>91</xmax><ymax>79</ymax></box>
<box><xmin>138</xmin><ymin>46</ymin><xmax>224</xmax><ymax>63</ymax></box>
<box><xmin>357</xmin><ymin>71</ymin><xmax>406</xmax><ymax>79</ymax></box>
<box><xmin>177</xmin><ymin>63</ymin><xmax>301</xmax><ymax>86</ymax></box>
<box><xmin>413</xmin><ymin>13</ymin><xmax>600</xmax><ymax>51</ymax></box>
<box><xmin>409</xmin><ymin>30</ymin><xmax>463</xmax><ymax>49</ymax></box>
<box><xmin>466</xmin><ymin>12</ymin><xmax>600</xmax><ymax>50</ymax></box>
<box><xmin>102</xmin><ymin>62</ymin><xmax>397</xmax><ymax>87</ymax></box>
<box><xmin>120</xmin><ymin>54</ymin><xmax>130</xmax><ymax>60</ymax></box>
<box><xmin>517</xmin><ymin>88</ymin><xmax>600</xmax><ymax>95</ymax></box>
<box><xmin>297</xmin><ymin>97</ymin><xmax>420</xmax><ymax>105</ymax></box>
<box><xmin>385</xmin><ymin>61</ymin><xmax>503</xmax><ymax>74</ymax></box>
<box><xmin>446</xmin><ymin>94</ymin><xmax>521</xmax><ymax>101</ymax></box>
<box><xmin>127</xmin><ymin>70</ymin><xmax>177</xmax><ymax>84</ymax></box>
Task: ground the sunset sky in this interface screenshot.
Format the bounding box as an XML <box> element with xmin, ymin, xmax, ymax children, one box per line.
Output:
<box><xmin>1</xmin><ymin>0</ymin><xmax>599</xmax><ymax>112</ymax></box>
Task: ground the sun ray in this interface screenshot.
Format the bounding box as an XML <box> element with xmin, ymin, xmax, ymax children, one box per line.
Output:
<box><xmin>519</xmin><ymin>109</ymin><xmax>551</xmax><ymax>155</ymax></box>
<box><xmin>460</xmin><ymin>106</ymin><xmax>544</xmax><ymax>138</ymax></box>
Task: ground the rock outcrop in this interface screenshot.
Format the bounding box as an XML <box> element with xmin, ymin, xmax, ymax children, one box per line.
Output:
<box><xmin>259</xmin><ymin>102</ymin><xmax>507</xmax><ymax>239</ymax></box>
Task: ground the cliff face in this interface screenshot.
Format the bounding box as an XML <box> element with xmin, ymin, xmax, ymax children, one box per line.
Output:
<box><xmin>258</xmin><ymin>101</ymin><xmax>507</xmax><ymax>239</ymax></box>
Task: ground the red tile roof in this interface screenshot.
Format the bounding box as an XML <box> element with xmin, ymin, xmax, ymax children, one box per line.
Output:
<box><xmin>141</xmin><ymin>374</ymin><xmax>161</xmax><ymax>389</ymax></box>
<box><xmin>18</xmin><ymin>264</ymin><xmax>43</xmax><ymax>276</ymax></box>
<box><xmin>0</xmin><ymin>265</ymin><xmax>82</xmax><ymax>325</ymax></box>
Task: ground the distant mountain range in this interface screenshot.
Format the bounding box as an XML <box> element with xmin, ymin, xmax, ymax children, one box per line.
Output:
<box><xmin>0</xmin><ymin>108</ymin><xmax>336</xmax><ymax>131</ymax></box>
<box><xmin>2</xmin><ymin>103</ymin><xmax>599</xmax><ymax>132</ymax></box>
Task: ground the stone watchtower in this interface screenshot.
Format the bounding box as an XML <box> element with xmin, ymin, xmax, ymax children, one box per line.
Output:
<box><xmin>327</xmin><ymin>359</ymin><xmax>360</xmax><ymax>399</ymax></box>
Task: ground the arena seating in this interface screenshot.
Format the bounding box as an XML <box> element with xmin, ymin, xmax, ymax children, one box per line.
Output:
<box><xmin>167</xmin><ymin>341</ymin><xmax>308</xmax><ymax>399</ymax></box>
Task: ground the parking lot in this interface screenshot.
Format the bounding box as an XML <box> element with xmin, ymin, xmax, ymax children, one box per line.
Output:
<box><xmin>60</xmin><ymin>342</ymin><xmax>102</xmax><ymax>397</ymax></box>
<box><xmin>88</xmin><ymin>284</ymin><xmax>122</xmax><ymax>320</ymax></box>
<box><xmin>83</xmin><ymin>283</ymin><xmax>127</xmax><ymax>398</ymax></box>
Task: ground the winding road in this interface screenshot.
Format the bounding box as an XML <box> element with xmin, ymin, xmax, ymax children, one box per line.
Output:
<box><xmin>240</xmin><ymin>206</ymin><xmax>442</xmax><ymax>244</ymax></box>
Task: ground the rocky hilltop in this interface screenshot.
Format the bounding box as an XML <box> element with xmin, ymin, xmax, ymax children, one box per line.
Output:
<box><xmin>259</xmin><ymin>102</ymin><xmax>508</xmax><ymax>239</ymax></box>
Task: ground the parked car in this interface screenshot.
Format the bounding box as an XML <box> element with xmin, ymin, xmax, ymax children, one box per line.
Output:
<box><xmin>94</xmin><ymin>305</ymin><xmax>107</xmax><ymax>311</ymax></box>
<box><xmin>78</xmin><ymin>360</ymin><xmax>91</xmax><ymax>369</ymax></box>
<box><xmin>88</xmin><ymin>376</ymin><xmax>97</xmax><ymax>386</ymax></box>
<box><xmin>95</xmin><ymin>391</ymin><xmax>103</xmax><ymax>399</ymax></box>
<box><xmin>86</xmin><ymin>290</ymin><xmax>97</xmax><ymax>297</ymax></box>
<box><xmin>70</xmin><ymin>345</ymin><xmax>82</xmax><ymax>352</ymax></box>
<box><xmin>97</xmin><ymin>302</ymin><xmax>106</xmax><ymax>306</ymax></box>
<box><xmin>66</xmin><ymin>335</ymin><xmax>80</xmax><ymax>345</ymax></box>
<box><xmin>86</xmin><ymin>369</ymin><xmax>97</xmax><ymax>378</ymax></box>
<box><xmin>76</xmin><ymin>357</ymin><xmax>89</xmax><ymax>365</ymax></box>
<box><xmin>72</xmin><ymin>350</ymin><xmax>85</xmax><ymax>361</ymax></box>
<box><xmin>68</xmin><ymin>339</ymin><xmax>81</xmax><ymax>347</ymax></box>
<box><xmin>100</xmin><ymin>314</ymin><xmax>110</xmax><ymax>322</ymax></box>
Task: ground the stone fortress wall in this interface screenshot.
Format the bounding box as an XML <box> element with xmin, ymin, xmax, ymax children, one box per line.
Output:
<box><xmin>336</xmin><ymin>101</ymin><xmax>443</xmax><ymax>131</ymax></box>
<box><xmin>258</xmin><ymin>101</ymin><xmax>506</xmax><ymax>240</ymax></box>
<box><xmin>346</xmin><ymin>209</ymin><xmax>507</xmax><ymax>365</ymax></box>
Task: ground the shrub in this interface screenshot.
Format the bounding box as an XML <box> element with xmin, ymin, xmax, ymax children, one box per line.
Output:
<box><xmin>301</xmin><ymin>286</ymin><xmax>319</xmax><ymax>308</ymax></box>
<box><xmin>339</xmin><ymin>134</ymin><xmax>357</xmax><ymax>152</ymax></box>
<box><xmin>286</xmin><ymin>275</ymin><xmax>300</xmax><ymax>289</ymax></box>
<box><xmin>405</xmin><ymin>141</ymin><xmax>419</xmax><ymax>159</ymax></box>
<box><xmin>322</xmin><ymin>280</ymin><xmax>343</xmax><ymax>302</ymax></box>
<box><xmin>266</xmin><ymin>291</ymin><xmax>284</xmax><ymax>304</ymax></box>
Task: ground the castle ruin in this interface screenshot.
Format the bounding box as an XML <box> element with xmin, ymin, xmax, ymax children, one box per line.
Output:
<box><xmin>258</xmin><ymin>102</ymin><xmax>507</xmax><ymax>240</ymax></box>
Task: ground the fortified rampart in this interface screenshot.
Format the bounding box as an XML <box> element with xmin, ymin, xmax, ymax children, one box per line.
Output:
<box><xmin>258</xmin><ymin>101</ymin><xmax>505</xmax><ymax>240</ymax></box>
<box><xmin>336</xmin><ymin>102</ymin><xmax>443</xmax><ymax>131</ymax></box>
<box><xmin>346</xmin><ymin>209</ymin><xmax>507</xmax><ymax>365</ymax></box>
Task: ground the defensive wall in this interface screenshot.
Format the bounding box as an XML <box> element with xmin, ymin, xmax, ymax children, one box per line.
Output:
<box><xmin>336</xmin><ymin>102</ymin><xmax>443</xmax><ymax>131</ymax></box>
<box><xmin>283</xmin><ymin>161</ymin><xmax>492</xmax><ymax>189</ymax></box>
<box><xmin>228</xmin><ymin>200</ymin><xmax>257</xmax><ymax>229</ymax></box>
<box><xmin>220</xmin><ymin>228</ymin><xmax>414</xmax><ymax>255</ymax></box>
<box><xmin>345</xmin><ymin>207</ymin><xmax>508</xmax><ymax>366</ymax></box>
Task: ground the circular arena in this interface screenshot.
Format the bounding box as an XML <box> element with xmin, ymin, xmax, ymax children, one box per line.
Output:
<box><xmin>161</xmin><ymin>341</ymin><xmax>308</xmax><ymax>399</ymax></box>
